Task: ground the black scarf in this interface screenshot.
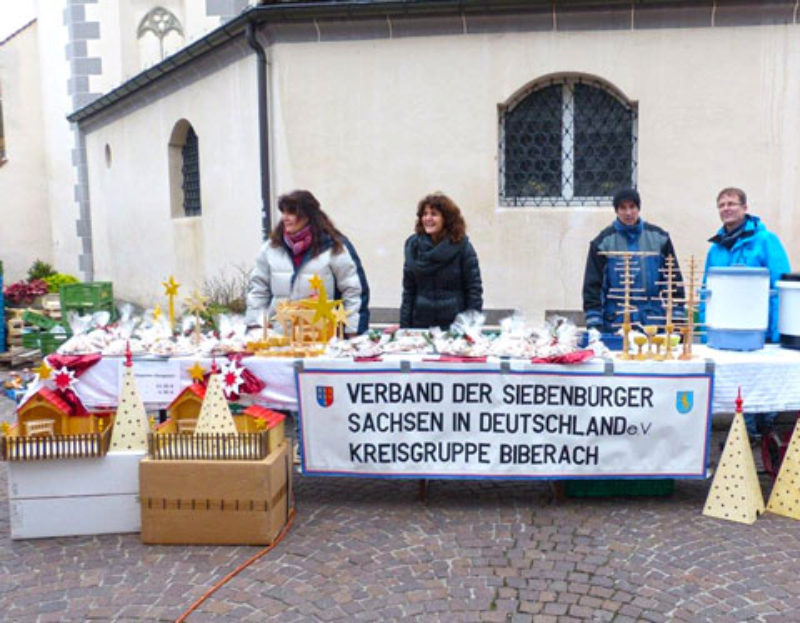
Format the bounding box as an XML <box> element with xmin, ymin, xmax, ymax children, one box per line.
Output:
<box><xmin>408</xmin><ymin>235</ymin><xmax>465</xmax><ymax>273</ymax></box>
<box><xmin>710</xmin><ymin>215</ymin><xmax>754</xmax><ymax>250</ymax></box>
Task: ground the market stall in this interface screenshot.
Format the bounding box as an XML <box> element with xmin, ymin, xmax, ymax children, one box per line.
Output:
<box><xmin>18</xmin><ymin>345</ymin><xmax>800</xmax><ymax>414</ymax></box>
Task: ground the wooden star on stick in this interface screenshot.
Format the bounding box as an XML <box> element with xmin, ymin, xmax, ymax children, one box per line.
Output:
<box><xmin>185</xmin><ymin>289</ymin><xmax>209</xmax><ymax>335</ymax></box>
<box><xmin>162</xmin><ymin>276</ymin><xmax>180</xmax><ymax>331</ymax></box>
<box><xmin>332</xmin><ymin>303</ymin><xmax>350</xmax><ymax>339</ymax></box>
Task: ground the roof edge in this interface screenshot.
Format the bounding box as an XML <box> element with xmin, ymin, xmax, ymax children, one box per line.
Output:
<box><xmin>0</xmin><ymin>18</ymin><xmax>37</xmax><ymax>48</ymax></box>
<box><xmin>67</xmin><ymin>0</ymin><xmax>712</xmax><ymax>124</ymax></box>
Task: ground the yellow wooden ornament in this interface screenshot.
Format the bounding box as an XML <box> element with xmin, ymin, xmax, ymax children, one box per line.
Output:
<box><xmin>162</xmin><ymin>276</ymin><xmax>180</xmax><ymax>330</ymax></box>
<box><xmin>703</xmin><ymin>398</ymin><xmax>765</xmax><ymax>524</ymax></box>
<box><xmin>766</xmin><ymin>421</ymin><xmax>800</xmax><ymax>519</ymax></box>
<box><xmin>194</xmin><ymin>371</ymin><xmax>237</xmax><ymax>435</ymax></box>
<box><xmin>109</xmin><ymin>363</ymin><xmax>150</xmax><ymax>452</ymax></box>
<box><xmin>33</xmin><ymin>360</ymin><xmax>53</xmax><ymax>381</ymax></box>
<box><xmin>308</xmin><ymin>274</ymin><xmax>324</xmax><ymax>292</ymax></box>
<box><xmin>185</xmin><ymin>289</ymin><xmax>209</xmax><ymax>336</ymax></box>
<box><xmin>187</xmin><ymin>361</ymin><xmax>206</xmax><ymax>383</ymax></box>
<box><xmin>311</xmin><ymin>289</ymin><xmax>335</xmax><ymax>326</ymax></box>
<box><xmin>332</xmin><ymin>303</ymin><xmax>350</xmax><ymax>339</ymax></box>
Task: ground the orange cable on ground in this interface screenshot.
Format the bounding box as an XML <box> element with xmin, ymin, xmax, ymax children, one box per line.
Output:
<box><xmin>174</xmin><ymin>505</ymin><xmax>296</xmax><ymax>623</ymax></box>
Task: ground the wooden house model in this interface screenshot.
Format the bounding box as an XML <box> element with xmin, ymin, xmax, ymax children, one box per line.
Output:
<box><xmin>162</xmin><ymin>383</ymin><xmax>206</xmax><ymax>434</ymax></box>
<box><xmin>14</xmin><ymin>388</ymin><xmax>108</xmax><ymax>437</ymax></box>
<box><xmin>241</xmin><ymin>405</ymin><xmax>285</xmax><ymax>453</ymax></box>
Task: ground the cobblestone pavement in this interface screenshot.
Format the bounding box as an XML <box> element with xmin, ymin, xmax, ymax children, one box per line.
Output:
<box><xmin>2</xmin><ymin>390</ymin><xmax>800</xmax><ymax>623</ymax></box>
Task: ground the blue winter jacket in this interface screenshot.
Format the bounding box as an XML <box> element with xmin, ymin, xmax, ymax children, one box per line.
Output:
<box><xmin>701</xmin><ymin>215</ymin><xmax>791</xmax><ymax>342</ymax></box>
<box><xmin>582</xmin><ymin>219</ymin><xmax>684</xmax><ymax>331</ymax></box>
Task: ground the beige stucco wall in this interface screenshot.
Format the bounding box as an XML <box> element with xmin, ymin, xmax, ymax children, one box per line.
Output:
<box><xmin>83</xmin><ymin>53</ymin><xmax>262</xmax><ymax>305</ymax></box>
<box><xmin>35</xmin><ymin>5</ymin><xmax>82</xmax><ymax>279</ymax></box>
<box><xmin>269</xmin><ymin>23</ymin><xmax>800</xmax><ymax>321</ymax></box>
<box><xmin>0</xmin><ymin>22</ymin><xmax>53</xmax><ymax>283</ymax></box>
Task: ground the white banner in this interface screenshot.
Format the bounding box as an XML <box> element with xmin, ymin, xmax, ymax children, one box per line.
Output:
<box><xmin>296</xmin><ymin>362</ymin><xmax>713</xmax><ymax>479</ymax></box>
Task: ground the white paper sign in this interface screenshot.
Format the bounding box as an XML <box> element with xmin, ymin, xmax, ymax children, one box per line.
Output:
<box><xmin>296</xmin><ymin>363</ymin><xmax>713</xmax><ymax>479</ymax></box>
<box><xmin>117</xmin><ymin>359</ymin><xmax>181</xmax><ymax>404</ymax></box>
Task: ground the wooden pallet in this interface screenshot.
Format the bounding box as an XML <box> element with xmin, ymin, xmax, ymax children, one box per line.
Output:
<box><xmin>0</xmin><ymin>347</ymin><xmax>42</xmax><ymax>369</ymax></box>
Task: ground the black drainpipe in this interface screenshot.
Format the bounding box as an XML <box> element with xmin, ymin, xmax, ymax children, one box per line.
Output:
<box><xmin>245</xmin><ymin>21</ymin><xmax>271</xmax><ymax>240</ymax></box>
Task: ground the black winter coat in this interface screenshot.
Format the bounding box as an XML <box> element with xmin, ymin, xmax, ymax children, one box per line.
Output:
<box><xmin>400</xmin><ymin>234</ymin><xmax>483</xmax><ymax>329</ymax></box>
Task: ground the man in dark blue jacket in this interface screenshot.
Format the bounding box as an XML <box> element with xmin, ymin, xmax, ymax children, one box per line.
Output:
<box><xmin>582</xmin><ymin>188</ymin><xmax>683</xmax><ymax>333</ymax></box>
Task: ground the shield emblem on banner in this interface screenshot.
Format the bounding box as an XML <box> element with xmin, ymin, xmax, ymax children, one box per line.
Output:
<box><xmin>316</xmin><ymin>386</ymin><xmax>334</xmax><ymax>408</ymax></box>
<box><xmin>676</xmin><ymin>391</ymin><xmax>694</xmax><ymax>414</ymax></box>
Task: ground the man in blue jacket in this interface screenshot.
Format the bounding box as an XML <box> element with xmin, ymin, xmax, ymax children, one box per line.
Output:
<box><xmin>703</xmin><ymin>187</ymin><xmax>791</xmax><ymax>437</ymax></box>
<box><xmin>582</xmin><ymin>188</ymin><xmax>683</xmax><ymax>333</ymax></box>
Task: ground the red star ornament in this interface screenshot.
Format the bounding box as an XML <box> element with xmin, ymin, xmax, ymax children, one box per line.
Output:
<box><xmin>218</xmin><ymin>359</ymin><xmax>245</xmax><ymax>399</ymax></box>
<box><xmin>52</xmin><ymin>366</ymin><xmax>78</xmax><ymax>392</ymax></box>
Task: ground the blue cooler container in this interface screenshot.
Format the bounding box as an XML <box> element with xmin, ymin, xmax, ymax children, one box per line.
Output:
<box><xmin>705</xmin><ymin>266</ymin><xmax>769</xmax><ymax>351</ymax></box>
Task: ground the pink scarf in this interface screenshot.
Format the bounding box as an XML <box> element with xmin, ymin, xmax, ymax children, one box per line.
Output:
<box><xmin>284</xmin><ymin>225</ymin><xmax>313</xmax><ymax>267</ymax></box>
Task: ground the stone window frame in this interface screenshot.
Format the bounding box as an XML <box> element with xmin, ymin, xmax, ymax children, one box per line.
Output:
<box><xmin>168</xmin><ymin>119</ymin><xmax>202</xmax><ymax>218</ymax></box>
<box><xmin>499</xmin><ymin>74</ymin><xmax>638</xmax><ymax>207</ymax></box>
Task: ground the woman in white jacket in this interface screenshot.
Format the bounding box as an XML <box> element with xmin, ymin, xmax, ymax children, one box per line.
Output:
<box><xmin>246</xmin><ymin>190</ymin><xmax>370</xmax><ymax>335</ymax></box>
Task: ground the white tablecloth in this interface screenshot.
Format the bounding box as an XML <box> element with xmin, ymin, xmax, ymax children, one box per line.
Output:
<box><xmin>21</xmin><ymin>345</ymin><xmax>800</xmax><ymax>414</ymax></box>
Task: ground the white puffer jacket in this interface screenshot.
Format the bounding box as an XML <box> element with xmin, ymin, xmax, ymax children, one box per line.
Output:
<box><xmin>245</xmin><ymin>234</ymin><xmax>370</xmax><ymax>335</ymax></box>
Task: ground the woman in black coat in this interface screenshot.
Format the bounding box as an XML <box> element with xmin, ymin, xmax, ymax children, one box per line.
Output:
<box><xmin>400</xmin><ymin>193</ymin><xmax>483</xmax><ymax>329</ymax></box>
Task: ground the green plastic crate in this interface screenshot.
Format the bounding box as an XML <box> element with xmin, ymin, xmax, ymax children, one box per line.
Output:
<box><xmin>21</xmin><ymin>330</ymin><xmax>69</xmax><ymax>355</ymax></box>
<box><xmin>60</xmin><ymin>282</ymin><xmax>114</xmax><ymax>310</ymax></box>
<box><xmin>563</xmin><ymin>479</ymin><xmax>675</xmax><ymax>498</ymax></box>
<box><xmin>22</xmin><ymin>310</ymin><xmax>58</xmax><ymax>330</ymax></box>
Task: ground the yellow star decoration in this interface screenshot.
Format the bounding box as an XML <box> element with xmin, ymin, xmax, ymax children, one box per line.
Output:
<box><xmin>311</xmin><ymin>282</ymin><xmax>336</xmax><ymax>326</ymax></box>
<box><xmin>185</xmin><ymin>289</ymin><xmax>209</xmax><ymax>316</ymax></box>
<box><xmin>33</xmin><ymin>361</ymin><xmax>53</xmax><ymax>380</ymax></box>
<box><xmin>332</xmin><ymin>303</ymin><xmax>350</xmax><ymax>326</ymax></box>
<box><xmin>308</xmin><ymin>274</ymin><xmax>324</xmax><ymax>293</ymax></box>
<box><xmin>187</xmin><ymin>361</ymin><xmax>206</xmax><ymax>383</ymax></box>
<box><xmin>162</xmin><ymin>276</ymin><xmax>180</xmax><ymax>297</ymax></box>
<box><xmin>152</xmin><ymin>304</ymin><xmax>163</xmax><ymax>321</ymax></box>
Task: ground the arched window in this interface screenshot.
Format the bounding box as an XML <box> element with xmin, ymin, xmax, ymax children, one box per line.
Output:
<box><xmin>168</xmin><ymin>120</ymin><xmax>202</xmax><ymax>217</ymax></box>
<box><xmin>500</xmin><ymin>76</ymin><xmax>637</xmax><ymax>206</ymax></box>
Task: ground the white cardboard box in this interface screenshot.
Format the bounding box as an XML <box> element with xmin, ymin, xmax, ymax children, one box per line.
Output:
<box><xmin>7</xmin><ymin>451</ymin><xmax>144</xmax><ymax>539</ymax></box>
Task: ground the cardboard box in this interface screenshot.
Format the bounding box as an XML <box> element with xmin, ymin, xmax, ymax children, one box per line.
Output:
<box><xmin>139</xmin><ymin>441</ymin><xmax>292</xmax><ymax>545</ymax></box>
<box><xmin>7</xmin><ymin>451</ymin><xmax>143</xmax><ymax>539</ymax></box>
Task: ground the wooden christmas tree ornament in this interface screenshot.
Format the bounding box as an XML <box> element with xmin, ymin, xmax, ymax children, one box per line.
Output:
<box><xmin>109</xmin><ymin>344</ymin><xmax>150</xmax><ymax>452</ymax></box>
<box><xmin>766</xmin><ymin>419</ymin><xmax>800</xmax><ymax>520</ymax></box>
<box><xmin>194</xmin><ymin>364</ymin><xmax>238</xmax><ymax>435</ymax></box>
<box><xmin>702</xmin><ymin>390</ymin><xmax>765</xmax><ymax>524</ymax></box>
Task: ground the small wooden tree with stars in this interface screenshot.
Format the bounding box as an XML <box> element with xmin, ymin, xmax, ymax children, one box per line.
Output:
<box><xmin>194</xmin><ymin>363</ymin><xmax>238</xmax><ymax>435</ymax></box>
<box><xmin>109</xmin><ymin>346</ymin><xmax>150</xmax><ymax>452</ymax></box>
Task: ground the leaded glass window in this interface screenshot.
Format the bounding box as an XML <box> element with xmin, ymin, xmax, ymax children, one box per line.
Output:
<box><xmin>500</xmin><ymin>77</ymin><xmax>637</xmax><ymax>206</ymax></box>
<box><xmin>181</xmin><ymin>127</ymin><xmax>201</xmax><ymax>216</ymax></box>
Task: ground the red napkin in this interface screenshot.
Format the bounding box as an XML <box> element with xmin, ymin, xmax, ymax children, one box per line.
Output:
<box><xmin>425</xmin><ymin>355</ymin><xmax>488</xmax><ymax>363</ymax></box>
<box><xmin>530</xmin><ymin>349</ymin><xmax>595</xmax><ymax>364</ymax></box>
<box><xmin>353</xmin><ymin>355</ymin><xmax>383</xmax><ymax>362</ymax></box>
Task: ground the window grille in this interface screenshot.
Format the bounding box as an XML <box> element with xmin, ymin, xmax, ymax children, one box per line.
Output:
<box><xmin>181</xmin><ymin>127</ymin><xmax>201</xmax><ymax>216</ymax></box>
<box><xmin>500</xmin><ymin>77</ymin><xmax>637</xmax><ymax>206</ymax></box>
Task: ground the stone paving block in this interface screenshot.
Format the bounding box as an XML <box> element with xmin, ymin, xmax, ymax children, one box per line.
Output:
<box><xmin>542</xmin><ymin>601</ymin><xmax>568</xmax><ymax>615</ymax></box>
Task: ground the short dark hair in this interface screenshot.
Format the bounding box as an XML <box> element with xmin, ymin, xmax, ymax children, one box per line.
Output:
<box><xmin>716</xmin><ymin>187</ymin><xmax>747</xmax><ymax>205</ymax></box>
<box><xmin>612</xmin><ymin>188</ymin><xmax>641</xmax><ymax>210</ymax></box>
